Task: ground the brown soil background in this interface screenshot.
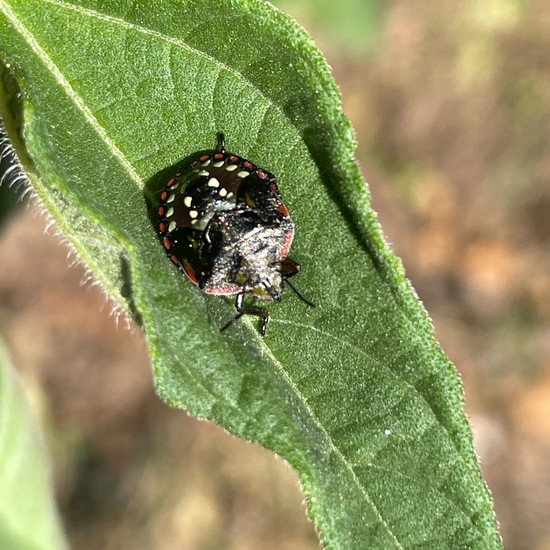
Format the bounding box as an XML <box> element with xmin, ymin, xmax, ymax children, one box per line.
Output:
<box><xmin>1</xmin><ymin>2</ymin><xmax>549</xmax><ymax>548</ymax></box>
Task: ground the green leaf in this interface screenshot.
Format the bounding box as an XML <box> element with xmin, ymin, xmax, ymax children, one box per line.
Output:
<box><xmin>0</xmin><ymin>1</ymin><xmax>501</xmax><ymax>548</ymax></box>
<box><xmin>0</xmin><ymin>340</ymin><xmax>67</xmax><ymax>550</ymax></box>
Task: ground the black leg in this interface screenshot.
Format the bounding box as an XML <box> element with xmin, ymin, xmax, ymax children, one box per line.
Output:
<box><xmin>219</xmin><ymin>292</ymin><xmax>270</xmax><ymax>335</ymax></box>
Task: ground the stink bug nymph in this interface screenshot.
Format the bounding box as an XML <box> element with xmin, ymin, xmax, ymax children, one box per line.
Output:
<box><xmin>157</xmin><ymin>133</ymin><xmax>313</xmax><ymax>335</ymax></box>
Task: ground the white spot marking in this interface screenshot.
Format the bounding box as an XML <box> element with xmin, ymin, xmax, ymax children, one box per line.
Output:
<box><xmin>171</xmin><ymin>182</ymin><xmax>180</xmax><ymax>190</ymax></box>
<box><xmin>198</xmin><ymin>170</ymin><xmax>209</xmax><ymax>176</ymax></box>
<box><xmin>201</xmin><ymin>159</ymin><xmax>211</xmax><ymax>166</ymax></box>
<box><xmin>219</xmin><ymin>187</ymin><xmax>228</xmax><ymax>197</ymax></box>
<box><xmin>166</xmin><ymin>194</ymin><xmax>175</xmax><ymax>203</ymax></box>
<box><xmin>190</xmin><ymin>210</ymin><xmax>198</xmax><ymax>219</ymax></box>
<box><xmin>213</xmin><ymin>160</ymin><xmax>225</xmax><ymax>168</ymax></box>
<box><xmin>166</xmin><ymin>207</ymin><xmax>174</xmax><ymax>218</ymax></box>
<box><xmin>184</xmin><ymin>196</ymin><xmax>192</xmax><ymax>207</ymax></box>
<box><xmin>191</xmin><ymin>219</ymin><xmax>198</xmax><ymax>225</ymax></box>
<box><xmin>168</xmin><ymin>221</ymin><xmax>177</xmax><ymax>232</ymax></box>
<box><xmin>208</xmin><ymin>177</ymin><xmax>220</xmax><ymax>188</ymax></box>
<box><xmin>225</xmin><ymin>164</ymin><xmax>238</xmax><ymax>171</ymax></box>
<box><xmin>226</xmin><ymin>192</ymin><xmax>234</xmax><ymax>199</ymax></box>
<box><xmin>237</xmin><ymin>171</ymin><xmax>250</xmax><ymax>178</ymax></box>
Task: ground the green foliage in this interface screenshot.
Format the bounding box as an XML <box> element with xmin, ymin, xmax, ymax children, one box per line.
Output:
<box><xmin>0</xmin><ymin>0</ymin><xmax>501</xmax><ymax>547</ymax></box>
<box><xmin>271</xmin><ymin>0</ymin><xmax>387</xmax><ymax>53</ymax></box>
<box><xmin>0</xmin><ymin>341</ymin><xmax>67</xmax><ymax>550</ymax></box>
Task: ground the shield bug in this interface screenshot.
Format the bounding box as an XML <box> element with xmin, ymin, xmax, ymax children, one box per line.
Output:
<box><xmin>157</xmin><ymin>133</ymin><xmax>313</xmax><ymax>335</ymax></box>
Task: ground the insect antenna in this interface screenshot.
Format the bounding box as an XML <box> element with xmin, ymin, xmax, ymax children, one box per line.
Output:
<box><xmin>285</xmin><ymin>279</ymin><xmax>315</xmax><ymax>308</ymax></box>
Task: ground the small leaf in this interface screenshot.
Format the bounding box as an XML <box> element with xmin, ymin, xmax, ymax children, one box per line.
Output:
<box><xmin>0</xmin><ymin>1</ymin><xmax>501</xmax><ymax>548</ymax></box>
<box><xmin>0</xmin><ymin>340</ymin><xmax>67</xmax><ymax>550</ymax></box>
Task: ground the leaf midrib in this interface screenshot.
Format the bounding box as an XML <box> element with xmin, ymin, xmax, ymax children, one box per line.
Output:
<box><xmin>262</xmin><ymin>335</ymin><xmax>405</xmax><ymax>546</ymax></box>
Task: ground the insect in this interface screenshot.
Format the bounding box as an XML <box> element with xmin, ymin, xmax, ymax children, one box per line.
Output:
<box><xmin>157</xmin><ymin>133</ymin><xmax>313</xmax><ymax>335</ymax></box>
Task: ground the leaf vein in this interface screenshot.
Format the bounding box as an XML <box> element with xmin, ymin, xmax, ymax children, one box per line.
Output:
<box><xmin>274</xmin><ymin>318</ymin><xmax>485</xmax><ymax>533</ymax></box>
<box><xmin>254</xmin><ymin>332</ymin><xmax>405</xmax><ymax>547</ymax></box>
<box><xmin>0</xmin><ymin>0</ymin><xmax>144</xmax><ymax>191</ymax></box>
<box><xmin>37</xmin><ymin>0</ymin><xmax>301</xmax><ymax>155</ymax></box>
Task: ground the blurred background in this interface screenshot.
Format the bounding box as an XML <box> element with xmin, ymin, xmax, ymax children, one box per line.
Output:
<box><xmin>1</xmin><ymin>0</ymin><xmax>549</xmax><ymax>548</ymax></box>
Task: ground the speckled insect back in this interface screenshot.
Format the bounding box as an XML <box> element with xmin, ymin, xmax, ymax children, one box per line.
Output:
<box><xmin>157</xmin><ymin>133</ymin><xmax>313</xmax><ymax>335</ymax></box>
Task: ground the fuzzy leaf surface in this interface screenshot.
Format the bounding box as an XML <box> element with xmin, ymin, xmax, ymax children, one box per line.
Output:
<box><xmin>0</xmin><ymin>1</ymin><xmax>501</xmax><ymax>548</ymax></box>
